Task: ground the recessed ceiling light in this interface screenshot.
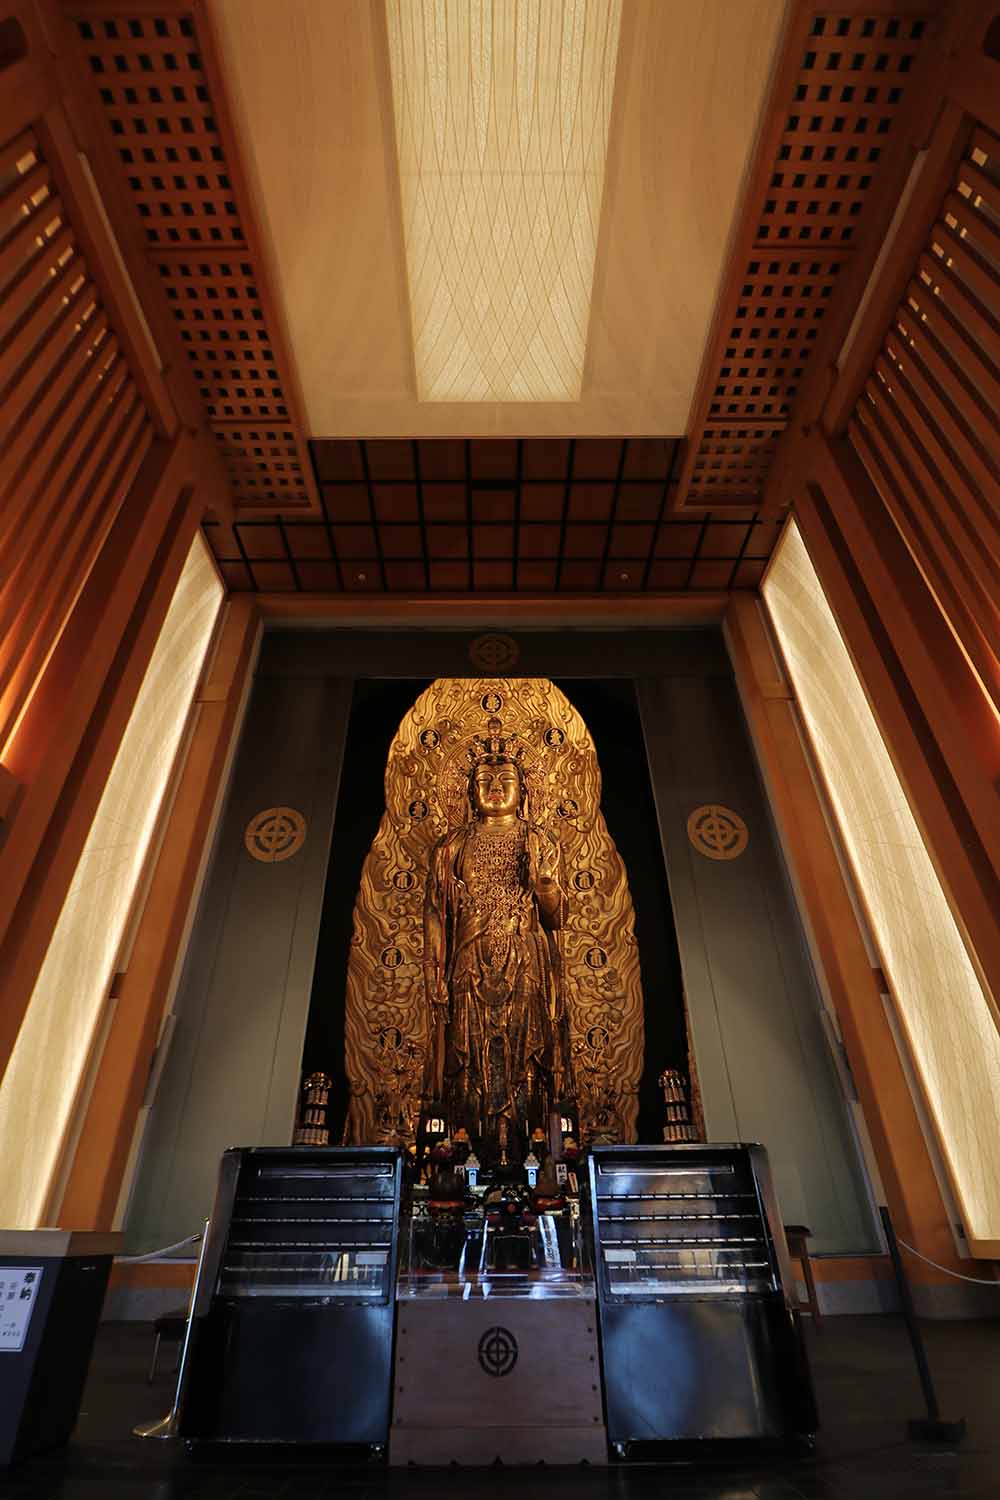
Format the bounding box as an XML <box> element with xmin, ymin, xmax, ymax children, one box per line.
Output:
<box><xmin>385</xmin><ymin>0</ymin><xmax>623</xmax><ymax>403</ymax></box>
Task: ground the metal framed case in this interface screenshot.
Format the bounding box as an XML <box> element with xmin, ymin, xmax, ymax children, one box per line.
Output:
<box><xmin>587</xmin><ymin>1143</ymin><xmax>816</xmax><ymax>1449</ymax></box>
<box><xmin>179</xmin><ymin>1146</ymin><xmax>402</xmax><ymax>1447</ymax></box>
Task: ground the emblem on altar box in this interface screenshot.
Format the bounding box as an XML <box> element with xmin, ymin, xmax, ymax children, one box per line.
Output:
<box><xmin>477</xmin><ymin>1326</ymin><xmax>519</xmax><ymax>1378</ymax></box>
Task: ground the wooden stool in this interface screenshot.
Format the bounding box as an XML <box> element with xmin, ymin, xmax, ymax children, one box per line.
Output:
<box><xmin>784</xmin><ymin>1224</ymin><xmax>822</xmax><ymax>1328</ymax></box>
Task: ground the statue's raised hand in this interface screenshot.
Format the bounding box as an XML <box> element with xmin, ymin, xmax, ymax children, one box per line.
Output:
<box><xmin>534</xmin><ymin>834</ymin><xmax>559</xmax><ymax>886</ymax></box>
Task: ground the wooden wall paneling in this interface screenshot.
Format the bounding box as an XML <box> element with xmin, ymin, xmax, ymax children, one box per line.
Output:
<box><xmin>0</xmin><ymin>398</ymin><xmax>153</xmax><ymax>746</ymax></box>
<box><xmin>253</xmin><ymin>596</ymin><xmax>732</xmax><ymax>629</ymax></box>
<box><xmin>0</xmin><ymin>2</ymin><xmax>59</xmax><ymax>141</ymax></box>
<box><xmin>62</xmin><ymin>0</ymin><xmax>319</xmax><ymax>514</ymax></box>
<box><xmin>38</xmin><ymin>0</ymin><xmax>209</xmax><ymax>436</ymax></box>
<box><xmin>35</xmin><ymin>102</ymin><xmax>178</xmax><ymax>433</ymax></box>
<box><xmin>765</xmin><ymin>1</ymin><xmax>1000</xmax><ymax>469</ymax></box>
<box><xmin>765</xmin><ymin>44</ymin><xmax>959</xmax><ymax>455</ymax></box>
<box><xmin>830</xmin><ymin>114</ymin><xmax>1000</xmax><ymax>724</ymax></box>
<box><xmin>724</xmin><ymin>593</ymin><xmax>967</xmax><ymax>1277</ymax></box>
<box><xmin>939</xmin><ymin>8</ymin><xmax>1000</xmax><ymax>137</ymax></box>
<box><xmin>0</xmin><ymin>109</ymin><xmax>172</xmax><ymax>752</ymax></box>
<box><xmin>0</xmin><ymin>428</ymin><xmax>201</xmax><ymax>1075</ymax></box>
<box><xmin>794</xmin><ymin>440</ymin><xmax>1000</xmax><ymax>1036</ymax></box>
<box><xmin>58</xmin><ymin>594</ymin><xmax>259</xmax><ymax>1230</ymax></box>
<box><xmin>816</xmin><ymin>100</ymin><xmax>971</xmax><ymax>438</ymax></box>
<box><xmin>674</xmin><ymin>1</ymin><xmax>935</xmax><ymax>514</ymax></box>
<box><xmin>1</xmin><ymin>6</ymin><xmax>182</xmax><ymax>436</ymax></box>
<box><xmin>849</xmin><ymin>379</ymin><xmax>1000</xmax><ymax>716</ymax></box>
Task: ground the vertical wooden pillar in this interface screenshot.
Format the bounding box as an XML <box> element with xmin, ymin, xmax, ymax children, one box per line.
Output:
<box><xmin>725</xmin><ymin>593</ymin><xmax>972</xmax><ymax>1279</ymax></box>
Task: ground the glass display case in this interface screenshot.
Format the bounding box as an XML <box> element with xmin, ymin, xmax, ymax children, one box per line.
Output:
<box><xmin>592</xmin><ymin>1149</ymin><xmax>777</xmax><ymax>1300</ymax></box>
<box><xmin>588</xmin><ymin>1144</ymin><xmax>816</xmax><ymax>1451</ymax></box>
<box><xmin>397</xmin><ymin>1181</ymin><xmax>591</xmax><ymax>1299</ymax></box>
<box><xmin>179</xmin><ymin>1147</ymin><xmax>402</xmax><ymax>1449</ymax></box>
<box><xmin>217</xmin><ymin>1156</ymin><xmax>397</xmax><ymax>1300</ymax></box>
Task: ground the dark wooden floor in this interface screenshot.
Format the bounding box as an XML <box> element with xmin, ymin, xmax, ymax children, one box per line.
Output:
<box><xmin>4</xmin><ymin>1315</ymin><xmax>998</xmax><ymax>1498</ymax></box>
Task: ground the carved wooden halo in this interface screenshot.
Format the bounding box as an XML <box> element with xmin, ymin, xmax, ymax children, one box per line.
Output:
<box><xmin>343</xmin><ymin>675</ymin><xmax>645</xmax><ymax>1146</ymax></box>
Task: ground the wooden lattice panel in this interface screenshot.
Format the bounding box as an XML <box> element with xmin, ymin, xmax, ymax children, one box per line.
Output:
<box><xmin>688</xmin><ymin>426</ymin><xmax>785</xmax><ymax>503</ymax></box>
<box><xmin>155</xmin><ymin>256</ymin><xmax>285</xmax><ymax>421</ymax></box>
<box><xmin>848</xmin><ymin>120</ymin><xmax>1000</xmax><ymax>698</ymax></box>
<box><xmin>213</xmin><ymin>424</ymin><xmax>309</xmax><ymax>508</ymax></box>
<box><xmin>0</xmin><ymin>123</ymin><xmax>154</xmax><ymax>744</ymax></box>
<box><xmin>69</xmin><ymin>7</ymin><xmax>317</xmax><ymax>511</ymax></box>
<box><xmin>678</xmin><ymin>7</ymin><xmax>931</xmax><ymax>511</ymax></box>
<box><xmin>710</xmin><ymin>255</ymin><xmax>847</xmax><ymax>421</ymax></box>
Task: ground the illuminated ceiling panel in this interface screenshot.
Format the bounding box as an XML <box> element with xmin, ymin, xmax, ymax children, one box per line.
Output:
<box><xmin>385</xmin><ymin>0</ymin><xmax>622</xmax><ymax>403</ymax></box>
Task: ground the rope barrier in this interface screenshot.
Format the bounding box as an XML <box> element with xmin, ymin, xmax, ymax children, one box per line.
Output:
<box><xmin>115</xmin><ymin>1232</ymin><xmax>202</xmax><ymax>1264</ymax></box>
<box><xmin>898</xmin><ymin>1238</ymin><xmax>1000</xmax><ymax>1287</ymax></box>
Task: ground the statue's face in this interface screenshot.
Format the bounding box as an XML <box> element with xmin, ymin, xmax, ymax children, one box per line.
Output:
<box><xmin>472</xmin><ymin>761</ymin><xmax>520</xmax><ymax>817</ymax></box>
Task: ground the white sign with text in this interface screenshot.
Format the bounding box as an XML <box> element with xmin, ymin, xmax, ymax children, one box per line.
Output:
<box><xmin>0</xmin><ymin>1268</ymin><xmax>42</xmax><ymax>1353</ymax></box>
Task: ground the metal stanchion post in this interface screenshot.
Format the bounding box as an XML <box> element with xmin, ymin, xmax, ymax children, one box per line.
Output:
<box><xmin>134</xmin><ymin>1219</ymin><xmax>210</xmax><ymax>1440</ymax></box>
<box><xmin>879</xmin><ymin>1207</ymin><xmax>965</xmax><ymax>1444</ymax></box>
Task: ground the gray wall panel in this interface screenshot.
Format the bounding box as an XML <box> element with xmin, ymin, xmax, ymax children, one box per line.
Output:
<box><xmin>126</xmin><ymin>626</ymin><xmax>874</xmax><ymax>1258</ymax></box>
<box><xmin>638</xmin><ymin>675</ymin><xmax>876</xmax><ymax>1254</ymax></box>
<box><xmin>256</xmin><ymin>626</ymin><xmax>731</xmax><ymax>681</ymax></box>
<box><xmin>124</xmin><ymin>675</ymin><xmax>350</xmax><ymax>1253</ymax></box>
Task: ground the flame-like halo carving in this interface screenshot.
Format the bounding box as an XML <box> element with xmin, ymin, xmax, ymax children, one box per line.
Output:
<box><xmin>344</xmin><ymin>678</ymin><xmax>644</xmax><ymax>1148</ymax></box>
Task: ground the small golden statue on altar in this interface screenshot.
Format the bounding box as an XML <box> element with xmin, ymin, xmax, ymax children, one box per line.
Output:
<box><xmin>422</xmin><ymin>722</ymin><xmax>574</xmax><ymax>1164</ymax></box>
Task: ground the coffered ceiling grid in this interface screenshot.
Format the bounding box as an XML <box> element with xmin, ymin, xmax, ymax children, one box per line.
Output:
<box><xmin>66</xmin><ymin>4</ymin><xmax>319</xmax><ymax>512</ymax></box>
<box><xmin>675</xmin><ymin>6</ymin><xmax>931</xmax><ymax>513</ymax></box>
<box><xmin>203</xmin><ymin>439</ymin><xmax>782</xmax><ymax>594</ymax></box>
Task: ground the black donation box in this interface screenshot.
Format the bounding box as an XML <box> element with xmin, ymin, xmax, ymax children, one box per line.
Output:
<box><xmin>180</xmin><ymin>1146</ymin><xmax>402</xmax><ymax>1447</ymax></box>
<box><xmin>588</xmin><ymin>1143</ymin><xmax>816</xmax><ymax>1451</ymax></box>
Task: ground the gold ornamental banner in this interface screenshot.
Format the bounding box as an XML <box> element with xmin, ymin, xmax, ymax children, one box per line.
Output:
<box><xmin>343</xmin><ymin>678</ymin><xmax>644</xmax><ymax>1147</ymax></box>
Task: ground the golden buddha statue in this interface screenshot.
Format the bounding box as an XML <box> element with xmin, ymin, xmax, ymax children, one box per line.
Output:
<box><xmin>422</xmin><ymin>731</ymin><xmax>574</xmax><ymax>1163</ymax></box>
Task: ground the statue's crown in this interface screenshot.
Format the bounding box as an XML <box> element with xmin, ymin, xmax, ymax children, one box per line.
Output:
<box><xmin>467</xmin><ymin>716</ymin><xmax>524</xmax><ymax>768</ymax></box>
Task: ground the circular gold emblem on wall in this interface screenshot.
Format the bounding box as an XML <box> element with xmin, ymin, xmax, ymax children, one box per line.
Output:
<box><xmin>687</xmin><ymin>805</ymin><xmax>749</xmax><ymax>862</ymax></box>
<box><xmin>244</xmin><ymin>806</ymin><xmax>307</xmax><ymax>863</ymax></box>
<box><xmin>468</xmin><ymin>633</ymin><xmax>520</xmax><ymax>672</ymax></box>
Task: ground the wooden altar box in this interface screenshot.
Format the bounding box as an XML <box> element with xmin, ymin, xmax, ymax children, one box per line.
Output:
<box><xmin>390</xmin><ymin>1294</ymin><xmax>607</xmax><ymax>1465</ymax></box>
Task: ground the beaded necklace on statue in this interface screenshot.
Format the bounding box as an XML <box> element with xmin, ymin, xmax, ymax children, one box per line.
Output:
<box><xmin>468</xmin><ymin>820</ymin><xmax>526</xmax><ymax>969</ymax></box>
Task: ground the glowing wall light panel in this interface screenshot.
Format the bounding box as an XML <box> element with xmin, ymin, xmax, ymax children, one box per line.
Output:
<box><xmin>0</xmin><ymin>535</ymin><xmax>223</xmax><ymax>1227</ymax></box>
<box><xmin>763</xmin><ymin>522</ymin><xmax>1000</xmax><ymax>1252</ymax></box>
<box><xmin>385</xmin><ymin>0</ymin><xmax>622</xmax><ymax>402</ymax></box>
